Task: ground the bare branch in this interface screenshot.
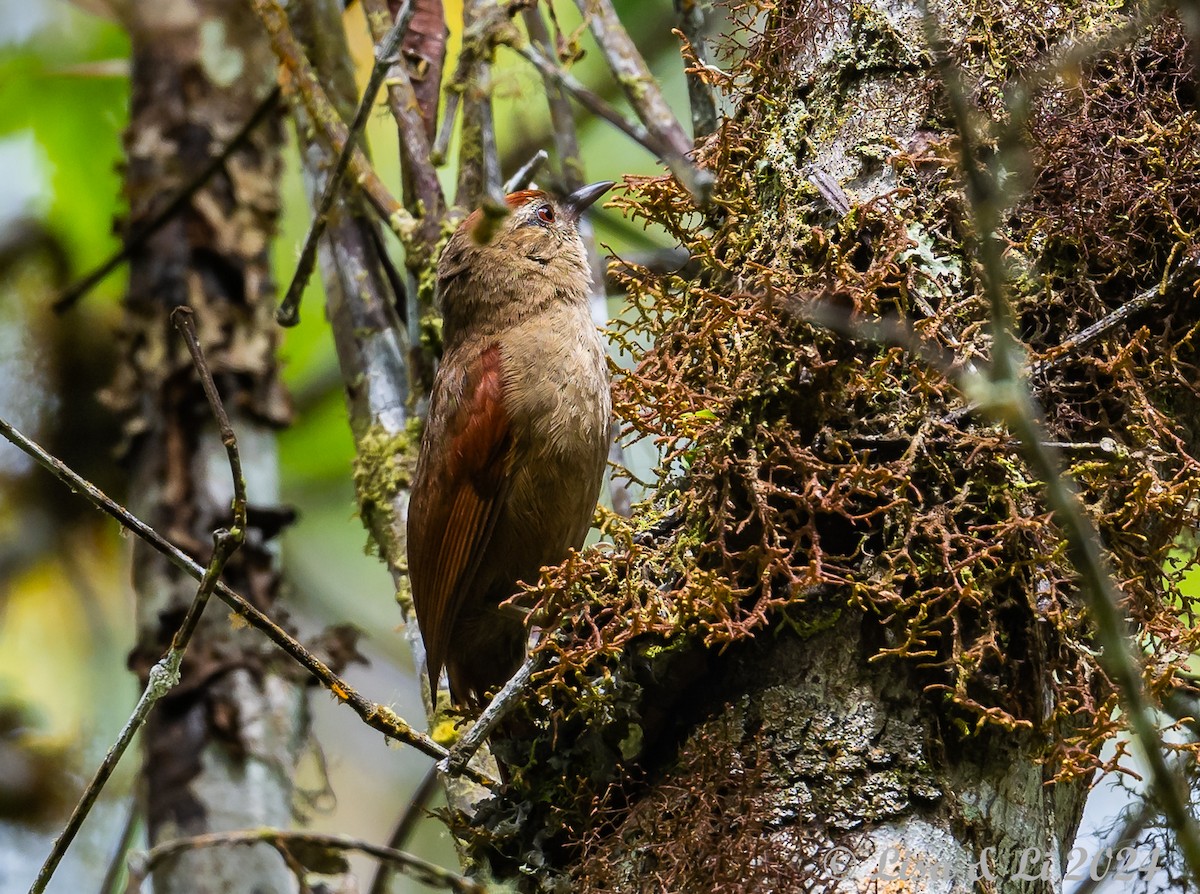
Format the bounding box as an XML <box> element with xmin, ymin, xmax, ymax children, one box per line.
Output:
<box><xmin>0</xmin><ymin>414</ymin><xmax>499</xmax><ymax>791</ymax></box>
<box><xmin>1036</xmin><ymin>251</ymin><xmax>1200</xmax><ymax>377</ymax></box>
<box><xmin>441</xmin><ymin>652</ymin><xmax>547</xmax><ymax>777</ymax></box>
<box><xmin>362</xmin><ymin>0</ymin><xmax>447</xmax><ymax>253</ymax></box>
<box><xmin>503</xmin><ymin>148</ymin><xmax>548</xmax><ymax>193</ymax></box>
<box><xmin>431</xmin><ymin>0</ymin><xmax>514</xmax><ymax>167</ymax></box>
<box><xmin>431</xmin><ymin>82</ymin><xmax>461</xmax><ymax>165</ymax></box>
<box><xmin>52</xmin><ymin>87</ymin><xmax>281</xmax><ymax>314</ymax></box>
<box><xmin>29</xmin><ymin>314</ymin><xmax>249</xmax><ymax>894</ymax></box>
<box><xmin>171</xmin><ymin>307</ymin><xmax>247</xmax><ymax>535</ymax></box>
<box><xmin>277</xmin><ymin>2</ymin><xmax>419</xmax><ymax>327</ymax></box>
<box><xmin>572</xmin><ymin>0</ymin><xmax>712</xmax><ymax>202</ymax></box>
<box><xmin>248</xmin><ymin>0</ymin><xmax>416</xmax><ymax>239</ymax></box>
<box><xmin>522</xmin><ymin>7</ymin><xmax>583</xmax><ymax>186</ymax></box>
<box><xmin>129</xmin><ymin>829</ymin><xmax>485</xmax><ymax>894</ymax></box>
<box><xmin>935</xmin><ymin>252</ymin><xmax>1199</xmax><ymax>427</ymax></box>
<box><xmin>510</xmin><ymin>41</ymin><xmax>711</xmax><ymax>204</ymax></box>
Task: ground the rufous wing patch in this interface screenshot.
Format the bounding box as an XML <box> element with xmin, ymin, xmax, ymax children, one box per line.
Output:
<box><xmin>408</xmin><ymin>344</ymin><xmax>513</xmax><ymax>700</ymax></box>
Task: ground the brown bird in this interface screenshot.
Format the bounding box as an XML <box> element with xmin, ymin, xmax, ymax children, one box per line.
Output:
<box><xmin>407</xmin><ymin>182</ymin><xmax>614</xmax><ymax>707</ymax></box>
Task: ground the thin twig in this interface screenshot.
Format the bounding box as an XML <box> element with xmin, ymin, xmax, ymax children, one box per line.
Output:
<box><xmin>28</xmin><ymin>540</ymin><xmax>233</xmax><ymax>894</ymax></box>
<box><xmin>511</xmin><ymin>42</ymin><xmax>712</xmax><ymax>204</ymax></box>
<box><xmin>171</xmin><ymin>307</ymin><xmax>247</xmax><ymax>535</ymax></box>
<box><xmin>920</xmin><ymin>5</ymin><xmax>1200</xmax><ymax>883</ymax></box>
<box><xmin>523</xmin><ymin>8</ymin><xmax>582</xmax><ymax>185</ymax></box>
<box><xmin>807</xmin><ymin>166</ymin><xmax>851</xmax><ymax>216</ymax></box>
<box><xmin>431</xmin><ymin>85</ymin><xmax>462</xmax><ymax>165</ymax></box>
<box><xmin>0</xmin><ymin>415</ymin><xmax>499</xmax><ymax>791</ymax></box>
<box><xmin>368</xmin><ymin>765</ymin><xmax>441</xmax><ymax>894</ymax></box>
<box><xmin>502</xmin><ymin>149</ymin><xmax>548</xmax><ymax>193</ymax></box>
<box><xmin>512</xmin><ymin>44</ymin><xmax>659</xmax><ymax>155</ymax></box>
<box><xmin>52</xmin><ymin>87</ymin><xmax>281</xmax><ymax>314</ymax></box>
<box><xmin>475</xmin><ymin>76</ymin><xmax>504</xmax><ymax>205</ymax></box>
<box><xmin>442</xmin><ymin>652</ymin><xmax>546</xmax><ymax>776</ymax></box>
<box><xmin>277</xmin><ymin>2</ymin><xmax>418</xmax><ymax>327</ymax></box>
<box><xmin>571</xmin><ymin>0</ymin><xmax>712</xmax><ymax>203</ymax></box>
<box><xmin>128</xmin><ymin>829</ymin><xmax>485</xmax><ymax>894</ymax></box>
<box><xmin>29</xmin><ymin>315</ymin><xmax>249</xmax><ymax>894</ymax></box>
<box><xmin>98</xmin><ymin>796</ymin><xmax>142</xmax><ymax>894</ymax></box>
<box><xmin>248</xmin><ymin>0</ymin><xmax>415</xmax><ymax>239</ymax></box>
<box><xmin>431</xmin><ymin>0</ymin><xmax>515</xmax><ymax>165</ymax></box>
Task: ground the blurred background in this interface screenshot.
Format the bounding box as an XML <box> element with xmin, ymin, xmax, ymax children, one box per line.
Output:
<box><xmin>0</xmin><ymin>0</ymin><xmax>677</xmax><ymax>889</ymax></box>
<box><xmin>0</xmin><ymin>1</ymin><xmax>1188</xmax><ymax>892</ymax></box>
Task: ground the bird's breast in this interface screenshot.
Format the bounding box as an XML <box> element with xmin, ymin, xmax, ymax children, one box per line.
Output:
<box><xmin>500</xmin><ymin>309</ymin><xmax>611</xmax><ymax>458</ymax></box>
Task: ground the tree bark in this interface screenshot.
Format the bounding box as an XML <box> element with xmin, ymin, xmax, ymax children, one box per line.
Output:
<box><xmin>110</xmin><ymin>2</ymin><xmax>305</xmax><ymax>890</ymax></box>
<box><xmin>463</xmin><ymin>1</ymin><xmax>1200</xmax><ymax>891</ymax></box>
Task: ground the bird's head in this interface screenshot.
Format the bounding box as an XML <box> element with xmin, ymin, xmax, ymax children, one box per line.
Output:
<box><xmin>484</xmin><ymin>181</ymin><xmax>612</xmax><ymax>267</ymax></box>
<box><xmin>436</xmin><ymin>182</ymin><xmax>614</xmax><ymax>338</ymax></box>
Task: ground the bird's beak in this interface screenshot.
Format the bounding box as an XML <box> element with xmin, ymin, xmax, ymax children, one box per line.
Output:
<box><xmin>564</xmin><ymin>181</ymin><xmax>615</xmax><ymax>221</ymax></box>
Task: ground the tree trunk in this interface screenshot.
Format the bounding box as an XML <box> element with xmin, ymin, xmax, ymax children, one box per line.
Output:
<box><xmin>110</xmin><ymin>2</ymin><xmax>305</xmax><ymax>890</ymax></box>
<box><xmin>463</xmin><ymin>1</ymin><xmax>1200</xmax><ymax>891</ymax></box>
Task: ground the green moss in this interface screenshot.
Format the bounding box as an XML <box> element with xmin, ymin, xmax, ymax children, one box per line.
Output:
<box><xmin>458</xmin><ymin>4</ymin><xmax>1200</xmax><ymax>885</ymax></box>
<box><xmin>352</xmin><ymin>422</ymin><xmax>419</xmax><ymax>558</ymax></box>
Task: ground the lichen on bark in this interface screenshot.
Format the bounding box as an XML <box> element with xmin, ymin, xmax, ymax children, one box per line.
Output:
<box><xmin>454</xmin><ymin>0</ymin><xmax>1200</xmax><ymax>890</ymax></box>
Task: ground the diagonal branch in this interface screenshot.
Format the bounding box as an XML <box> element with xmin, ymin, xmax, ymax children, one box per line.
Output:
<box><xmin>503</xmin><ymin>148</ymin><xmax>549</xmax><ymax>193</ymax></box>
<box><xmin>510</xmin><ymin>41</ymin><xmax>712</xmax><ymax>206</ymax></box>
<box><xmin>248</xmin><ymin>0</ymin><xmax>416</xmax><ymax>239</ymax></box>
<box><xmin>277</xmin><ymin>1</ymin><xmax>419</xmax><ymax>327</ymax></box>
<box><xmin>1035</xmin><ymin>251</ymin><xmax>1200</xmax><ymax>377</ymax></box>
<box><xmin>28</xmin><ymin>309</ymin><xmax>249</xmax><ymax>894</ymax></box>
<box><xmin>129</xmin><ymin>829</ymin><xmax>485</xmax><ymax>893</ymax></box>
<box><xmin>0</xmin><ymin>414</ymin><xmax>498</xmax><ymax>791</ymax></box>
<box><xmin>362</xmin><ymin>0</ymin><xmax>447</xmax><ymax>255</ymax></box>
<box><xmin>572</xmin><ymin>0</ymin><xmax>713</xmax><ymax>202</ymax></box>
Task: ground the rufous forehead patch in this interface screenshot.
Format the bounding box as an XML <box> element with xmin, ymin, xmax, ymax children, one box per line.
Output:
<box><xmin>504</xmin><ymin>189</ymin><xmax>549</xmax><ymax>209</ymax></box>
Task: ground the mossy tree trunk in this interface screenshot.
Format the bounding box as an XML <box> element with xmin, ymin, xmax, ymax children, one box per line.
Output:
<box><xmin>468</xmin><ymin>2</ymin><xmax>1200</xmax><ymax>892</ymax></box>
<box><xmin>110</xmin><ymin>2</ymin><xmax>306</xmax><ymax>891</ymax></box>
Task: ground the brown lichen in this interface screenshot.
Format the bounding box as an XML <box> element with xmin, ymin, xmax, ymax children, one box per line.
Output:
<box><xmin>466</xmin><ymin>2</ymin><xmax>1200</xmax><ymax>889</ymax></box>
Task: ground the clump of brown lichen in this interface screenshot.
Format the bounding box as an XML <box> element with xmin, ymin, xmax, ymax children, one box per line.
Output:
<box><xmin>469</xmin><ymin>3</ymin><xmax>1200</xmax><ymax>889</ymax></box>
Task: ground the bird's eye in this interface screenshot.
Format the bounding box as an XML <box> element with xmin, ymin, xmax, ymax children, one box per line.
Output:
<box><xmin>536</xmin><ymin>204</ymin><xmax>555</xmax><ymax>224</ymax></box>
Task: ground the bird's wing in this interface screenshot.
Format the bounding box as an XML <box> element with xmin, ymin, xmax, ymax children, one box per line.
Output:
<box><xmin>408</xmin><ymin>343</ymin><xmax>514</xmax><ymax>700</ymax></box>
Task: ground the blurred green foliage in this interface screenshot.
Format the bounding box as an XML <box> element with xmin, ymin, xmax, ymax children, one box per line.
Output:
<box><xmin>0</xmin><ymin>0</ymin><xmax>681</xmax><ymax>890</ymax></box>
